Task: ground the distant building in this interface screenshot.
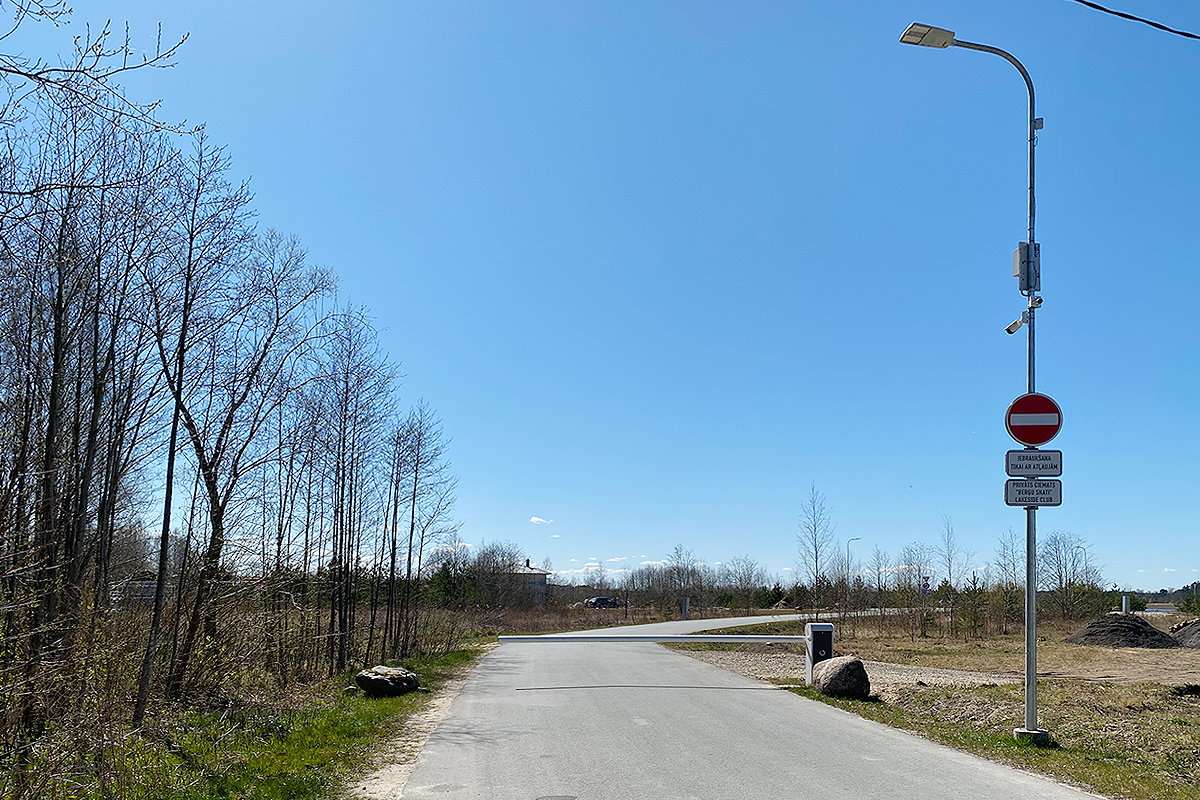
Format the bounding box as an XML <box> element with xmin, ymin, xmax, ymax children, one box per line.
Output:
<box><xmin>510</xmin><ymin>559</ymin><xmax>552</xmax><ymax>605</ymax></box>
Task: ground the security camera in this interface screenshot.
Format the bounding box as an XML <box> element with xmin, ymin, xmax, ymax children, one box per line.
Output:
<box><xmin>1029</xmin><ymin>295</ymin><xmax>1043</xmax><ymax>308</ymax></box>
<box><xmin>1005</xmin><ymin>311</ymin><xmax>1028</xmax><ymax>335</ymax></box>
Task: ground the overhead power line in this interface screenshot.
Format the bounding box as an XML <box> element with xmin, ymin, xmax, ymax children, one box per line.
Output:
<box><xmin>1067</xmin><ymin>0</ymin><xmax>1200</xmax><ymax>40</ymax></box>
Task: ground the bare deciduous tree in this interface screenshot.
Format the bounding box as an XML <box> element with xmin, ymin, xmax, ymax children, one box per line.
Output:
<box><xmin>936</xmin><ymin>515</ymin><xmax>973</xmax><ymax>635</ymax></box>
<box><xmin>796</xmin><ymin>483</ymin><xmax>834</xmax><ymax>615</ymax></box>
<box><xmin>1038</xmin><ymin>530</ymin><xmax>1104</xmax><ymax>619</ymax></box>
<box><xmin>725</xmin><ymin>554</ymin><xmax>765</xmax><ymax>615</ymax></box>
<box><xmin>163</xmin><ymin>230</ymin><xmax>333</xmax><ymax>698</ymax></box>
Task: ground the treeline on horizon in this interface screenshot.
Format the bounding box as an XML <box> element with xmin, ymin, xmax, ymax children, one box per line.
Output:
<box><xmin>543</xmin><ymin>522</ymin><xmax>1124</xmax><ymax>633</ymax></box>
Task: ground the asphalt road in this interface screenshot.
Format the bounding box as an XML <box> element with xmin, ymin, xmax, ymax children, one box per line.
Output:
<box><xmin>400</xmin><ymin>616</ymin><xmax>1100</xmax><ymax>799</ymax></box>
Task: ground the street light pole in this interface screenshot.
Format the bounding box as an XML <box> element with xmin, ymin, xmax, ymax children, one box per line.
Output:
<box><xmin>846</xmin><ymin>537</ymin><xmax>861</xmax><ymax>609</ymax></box>
<box><xmin>900</xmin><ymin>23</ymin><xmax>1048</xmax><ymax>744</ymax></box>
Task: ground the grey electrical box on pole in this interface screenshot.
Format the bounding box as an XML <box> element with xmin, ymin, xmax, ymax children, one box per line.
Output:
<box><xmin>1013</xmin><ymin>242</ymin><xmax>1040</xmax><ymax>292</ymax></box>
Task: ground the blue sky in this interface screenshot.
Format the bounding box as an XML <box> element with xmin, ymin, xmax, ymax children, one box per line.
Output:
<box><xmin>15</xmin><ymin>1</ymin><xmax>1200</xmax><ymax>590</ymax></box>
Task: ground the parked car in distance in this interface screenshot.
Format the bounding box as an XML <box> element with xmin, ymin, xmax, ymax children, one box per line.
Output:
<box><xmin>583</xmin><ymin>596</ymin><xmax>621</xmax><ymax>609</ymax></box>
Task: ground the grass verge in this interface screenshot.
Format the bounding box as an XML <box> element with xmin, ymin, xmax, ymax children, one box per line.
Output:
<box><xmin>93</xmin><ymin>648</ymin><xmax>483</xmax><ymax>800</ymax></box>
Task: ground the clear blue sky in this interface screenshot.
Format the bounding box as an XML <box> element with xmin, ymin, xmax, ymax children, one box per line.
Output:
<box><xmin>16</xmin><ymin>1</ymin><xmax>1200</xmax><ymax>590</ymax></box>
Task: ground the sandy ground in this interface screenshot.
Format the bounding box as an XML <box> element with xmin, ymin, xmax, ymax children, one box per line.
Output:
<box><xmin>1039</xmin><ymin>646</ymin><xmax>1200</xmax><ymax>685</ymax></box>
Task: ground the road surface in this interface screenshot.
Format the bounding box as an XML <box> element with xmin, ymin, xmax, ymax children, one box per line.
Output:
<box><xmin>400</xmin><ymin>616</ymin><xmax>1101</xmax><ymax>799</ymax></box>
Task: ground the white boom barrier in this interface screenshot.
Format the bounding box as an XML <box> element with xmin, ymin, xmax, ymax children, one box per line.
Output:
<box><xmin>498</xmin><ymin>635</ymin><xmax>809</xmax><ymax>643</ymax></box>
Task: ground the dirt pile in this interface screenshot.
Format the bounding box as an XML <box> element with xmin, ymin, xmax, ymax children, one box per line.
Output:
<box><xmin>1064</xmin><ymin>613</ymin><xmax>1181</xmax><ymax>648</ymax></box>
<box><xmin>1171</xmin><ymin>620</ymin><xmax>1200</xmax><ymax>648</ymax></box>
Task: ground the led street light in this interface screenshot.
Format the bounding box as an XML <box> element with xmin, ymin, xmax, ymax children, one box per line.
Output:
<box><xmin>899</xmin><ymin>23</ymin><xmax>956</xmax><ymax>48</ymax></box>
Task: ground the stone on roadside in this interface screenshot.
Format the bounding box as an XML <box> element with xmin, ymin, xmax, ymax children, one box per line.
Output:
<box><xmin>812</xmin><ymin>655</ymin><xmax>871</xmax><ymax>700</ymax></box>
<box><xmin>355</xmin><ymin>665</ymin><xmax>420</xmax><ymax>698</ymax></box>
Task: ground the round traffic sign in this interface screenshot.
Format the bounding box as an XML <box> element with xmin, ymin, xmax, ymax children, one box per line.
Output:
<box><xmin>1005</xmin><ymin>393</ymin><xmax>1062</xmax><ymax>446</ymax></box>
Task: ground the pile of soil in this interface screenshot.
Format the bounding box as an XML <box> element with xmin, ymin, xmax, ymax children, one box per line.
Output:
<box><xmin>1171</xmin><ymin>620</ymin><xmax>1200</xmax><ymax>648</ymax></box>
<box><xmin>1064</xmin><ymin>613</ymin><xmax>1181</xmax><ymax>649</ymax></box>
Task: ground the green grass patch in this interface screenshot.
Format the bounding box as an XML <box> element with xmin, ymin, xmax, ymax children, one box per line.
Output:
<box><xmin>74</xmin><ymin>648</ymin><xmax>482</xmax><ymax>800</ymax></box>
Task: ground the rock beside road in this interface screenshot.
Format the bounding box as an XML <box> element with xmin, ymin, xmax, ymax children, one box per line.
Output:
<box><xmin>812</xmin><ymin>655</ymin><xmax>871</xmax><ymax>700</ymax></box>
<box><xmin>355</xmin><ymin>665</ymin><xmax>420</xmax><ymax>698</ymax></box>
<box><xmin>1064</xmin><ymin>613</ymin><xmax>1181</xmax><ymax>649</ymax></box>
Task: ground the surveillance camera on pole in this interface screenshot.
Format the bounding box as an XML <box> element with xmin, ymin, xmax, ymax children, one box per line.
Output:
<box><xmin>902</xmin><ymin>21</ymin><xmax>1053</xmax><ymax>745</ymax></box>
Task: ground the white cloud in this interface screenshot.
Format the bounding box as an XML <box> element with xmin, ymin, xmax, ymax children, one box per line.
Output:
<box><xmin>781</xmin><ymin>567</ymin><xmax>794</xmax><ymax>572</ymax></box>
<box><xmin>550</xmin><ymin>566</ymin><xmax>632</xmax><ymax>581</ymax></box>
<box><xmin>530</xmin><ymin>516</ymin><xmax>553</xmax><ymax>524</ymax></box>
<box><xmin>569</xmin><ymin>558</ymin><xmax>577</xmax><ymax>562</ymax></box>
<box><xmin>607</xmin><ymin>556</ymin><xmax>627</xmax><ymax>563</ymax></box>
<box><xmin>550</xmin><ymin>534</ymin><xmax>560</xmax><ymax>539</ymax></box>
<box><xmin>1165</xmin><ymin>567</ymin><xmax>1177</xmax><ymax>573</ymax></box>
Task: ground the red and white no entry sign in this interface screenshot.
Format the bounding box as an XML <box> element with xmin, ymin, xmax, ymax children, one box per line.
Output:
<box><xmin>1006</xmin><ymin>393</ymin><xmax>1062</xmax><ymax>446</ymax></box>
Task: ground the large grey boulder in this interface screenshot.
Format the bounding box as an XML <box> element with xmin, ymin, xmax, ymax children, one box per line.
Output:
<box><xmin>811</xmin><ymin>655</ymin><xmax>871</xmax><ymax>700</ymax></box>
<box><xmin>355</xmin><ymin>665</ymin><xmax>420</xmax><ymax>698</ymax></box>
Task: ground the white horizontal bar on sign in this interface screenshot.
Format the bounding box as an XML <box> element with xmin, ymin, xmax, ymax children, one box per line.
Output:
<box><xmin>1009</xmin><ymin>413</ymin><xmax>1059</xmax><ymax>425</ymax></box>
<box><xmin>498</xmin><ymin>635</ymin><xmax>810</xmax><ymax>643</ymax></box>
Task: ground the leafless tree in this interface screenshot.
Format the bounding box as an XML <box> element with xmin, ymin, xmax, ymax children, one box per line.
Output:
<box><xmin>391</xmin><ymin>401</ymin><xmax>457</xmax><ymax>659</ymax></box>
<box><xmin>796</xmin><ymin>483</ymin><xmax>834</xmax><ymax>615</ymax></box>
<box><xmin>938</xmin><ymin>515</ymin><xmax>972</xmax><ymax>589</ymax></box>
<box><xmin>666</xmin><ymin>544</ymin><xmax>702</xmax><ymax>609</ymax></box>
<box><xmin>868</xmin><ymin>544</ymin><xmax>889</xmax><ymax>629</ymax></box>
<box><xmin>1038</xmin><ymin>530</ymin><xmax>1103</xmax><ymax>619</ymax></box>
<box><xmin>134</xmin><ymin>133</ymin><xmax>251</xmax><ymax>722</ymax></box>
<box><xmin>0</xmin><ymin>87</ymin><xmax>175</xmax><ymax>746</ymax></box>
<box><xmin>990</xmin><ymin>527</ymin><xmax>1025</xmax><ymax>634</ymax></box>
<box><xmin>725</xmin><ymin>554</ymin><xmax>765</xmax><ymax>614</ymax></box>
<box><xmin>161</xmin><ymin>230</ymin><xmax>333</xmax><ymax>698</ymax></box>
<box><xmin>0</xmin><ymin>2</ymin><xmax>187</xmax><ymax>134</ymax></box>
<box><xmin>896</xmin><ymin>541</ymin><xmax>935</xmax><ymax>639</ymax></box>
<box><xmin>936</xmin><ymin>515</ymin><xmax>972</xmax><ymax>635</ymax></box>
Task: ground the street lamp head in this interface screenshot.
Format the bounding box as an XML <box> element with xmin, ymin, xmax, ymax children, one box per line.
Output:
<box><xmin>900</xmin><ymin>23</ymin><xmax>956</xmax><ymax>49</ymax></box>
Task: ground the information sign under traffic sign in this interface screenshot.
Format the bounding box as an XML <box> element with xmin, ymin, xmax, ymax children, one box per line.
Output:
<box><xmin>1005</xmin><ymin>393</ymin><xmax>1062</xmax><ymax>446</ymax></box>
<box><xmin>1006</xmin><ymin>449</ymin><xmax>1062</xmax><ymax>477</ymax></box>
<box><xmin>1005</xmin><ymin>479</ymin><xmax>1062</xmax><ymax>507</ymax></box>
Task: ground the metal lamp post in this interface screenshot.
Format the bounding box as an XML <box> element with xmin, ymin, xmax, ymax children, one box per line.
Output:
<box><xmin>846</xmin><ymin>537</ymin><xmax>861</xmax><ymax>609</ymax></box>
<box><xmin>900</xmin><ymin>22</ymin><xmax>1048</xmax><ymax>744</ymax></box>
